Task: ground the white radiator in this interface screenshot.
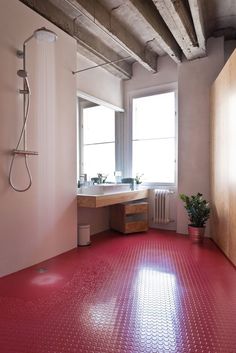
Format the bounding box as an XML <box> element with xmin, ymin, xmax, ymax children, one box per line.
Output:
<box><xmin>154</xmin><ymin>189</ymin><xmax>172</xmax><ymax>224</ymax></box>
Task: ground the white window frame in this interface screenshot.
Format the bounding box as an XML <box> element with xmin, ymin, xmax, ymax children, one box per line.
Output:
<box><xmin>78</xmin><ymin>99</ymin><xmax>99</xmax><ymax>176</ymax></box>
<box><xmin>77</xmin><ymin>93</ymin><xmax>124</xmax><ymax>180</ymax></box>
<box><xmin>124</xmin><ymin>82</ymin><xmax>178</xmax><ymax>187</ymax></box>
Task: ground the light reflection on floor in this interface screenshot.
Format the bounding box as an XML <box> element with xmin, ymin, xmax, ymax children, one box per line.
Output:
<box><xmin>31</xmin><ymin>273</ymin><xmax>63</xmax><ymax>286</ymax></box>
<box><xmin>135</xmin><ymin>267</ymin><xmax>179</xmax><ymax>352</ymax></box>
<box><xmin>88</xmin><ymin>297</ymin><xmax>117</xmax><ymax>329</ymax></box>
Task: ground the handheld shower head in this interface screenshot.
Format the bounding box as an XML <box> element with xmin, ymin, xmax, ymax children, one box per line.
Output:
<box><xmin>34</xmin><ymin>27</ymin><xmax>58</xmax><ymax>43</ymax></box>
<box><xmin>17</xmin><ymin>69</ymin><xmax>30</xmax><ymax>94</ymax></box>
<box><xmin>17</xmin><ymin>69</ymin><xmax>28</xmax><ymax>78</ymax></box>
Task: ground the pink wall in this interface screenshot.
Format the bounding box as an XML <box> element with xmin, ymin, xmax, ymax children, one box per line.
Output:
<box><xmin>0</xmin><ymin>1</ymin><xmax>77</xmax><ymax>277</ymax></box>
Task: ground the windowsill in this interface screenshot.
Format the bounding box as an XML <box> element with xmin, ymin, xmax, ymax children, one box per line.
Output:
<box><xmin>141</xmin><ymin>182</ymin><xmax>177</xmax><ymax>188</ymax></box>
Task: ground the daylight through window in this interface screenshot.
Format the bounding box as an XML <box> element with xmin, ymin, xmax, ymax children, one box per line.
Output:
<box><xmin>132</xmin><ymin>92</ymin><xmax>176</xmax><ymax>184</ymax></box>
<box><xmin>82</xmin><ymin>105</ymin><xmax>115</xmax><ymax>181</ymax></box>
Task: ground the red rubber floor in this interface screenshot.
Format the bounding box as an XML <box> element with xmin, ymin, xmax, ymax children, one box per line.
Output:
<box><xmin>0</xmin><ymin>229</ymin><xmax>236</xmax><ymax>353</ymax></box>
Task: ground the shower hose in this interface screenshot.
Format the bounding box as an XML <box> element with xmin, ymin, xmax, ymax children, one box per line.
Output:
<box><xmin>9</xmin><ymin>77</ymin><xmax>32</xmax><ymax>192</ymax></box>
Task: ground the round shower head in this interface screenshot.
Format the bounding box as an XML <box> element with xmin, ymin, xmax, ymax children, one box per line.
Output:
<box><xmin>34</xmin><ymin>27</ymin><xmax>58</xmax><ymax>43</ymax></box>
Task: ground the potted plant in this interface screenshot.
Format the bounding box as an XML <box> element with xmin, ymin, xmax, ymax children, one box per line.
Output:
<box><xmin>135</xmin><ymin>173</ymin><xmax>144</xmax><ymax>189</ymax></box>
<box><xmin>179</xmin><ymin>192</ymin><xmax>210</xmax><ymax>243</ymax></box>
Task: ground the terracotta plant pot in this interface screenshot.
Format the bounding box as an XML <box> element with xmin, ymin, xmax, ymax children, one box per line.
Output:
<box><xmin>188</xmin><ymin>225</ymin><xmax>205</xmax><ymax>243</ymax></box>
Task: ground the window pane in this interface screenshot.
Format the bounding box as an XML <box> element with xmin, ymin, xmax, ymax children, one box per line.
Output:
<box><xmin>84</xmin><ymin>143</ymin><xmax>115</xmax><ymax>180</ymax></box>
<box><xmin>133</xmin><ymin>139</ymin><xmax>175</xmax><ymax>183</ymax></box>
<box><xmin>83</xmin><ymin>106</ymin><xmax>115</xmax><ymax>144</ymax></box>
<box><xmin>133</xmin><ymin>92</ymin><xmax>175</xmax><ymax>140</ymax></box>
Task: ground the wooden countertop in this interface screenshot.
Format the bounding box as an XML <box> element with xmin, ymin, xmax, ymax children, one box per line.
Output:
<box><xmin>77</xmin><ymin>188</ymin><xmax>149</xmax><ymax>208</ymax></box>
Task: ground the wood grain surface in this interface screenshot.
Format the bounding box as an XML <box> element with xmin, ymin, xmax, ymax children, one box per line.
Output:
<box><xmin>210</xmin><ymin>49</ymin><xmax>236</xmax><ymax>266</ymax></box>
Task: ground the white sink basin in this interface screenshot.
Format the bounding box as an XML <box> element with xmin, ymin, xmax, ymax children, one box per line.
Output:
<box><xmin>78</xmin><ymin>183</ymin><xmax>131</xmax><ymax>195</ymax></box>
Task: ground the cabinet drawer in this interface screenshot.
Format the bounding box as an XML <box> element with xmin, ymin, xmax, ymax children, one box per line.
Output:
<box><xmin>124</xmin><ymin>220</ymin><xmax>148</xmax><ymax>233</ymax></box>
<box><xmin>124</xmin><ymin>202</ymin><xmax>148</xmax><ymax>215</ymax></box>
<box><xmin>110</xmin><ymin>201</ymin><xmax>149</xmax><ymax>234</ymax></box>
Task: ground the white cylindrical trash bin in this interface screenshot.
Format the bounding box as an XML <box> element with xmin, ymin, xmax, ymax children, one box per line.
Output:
<box><xmin>78</xmin><ymin>224</ymin><xmax>91</xmax><ymax>246</ymax></box>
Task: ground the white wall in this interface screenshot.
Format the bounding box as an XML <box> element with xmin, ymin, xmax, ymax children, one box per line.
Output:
<box><xmin>78</xmin><ymin>207</ymin><xmax>110</xmax><ymax>236</ymax></box>
<box><xmin>76</xmin><ymin>53</ymin><xmax>124</xmax><ymax>110</ymax></box>
<box><xmin>0</xmin><ymin>0</ymin><xmax>77</xmax><ymax>277</ymax></box>
<box><xmin>177</xmin><ymin>37</ymin><xmax>225</xmax><ymax>234</ymax></box>
<box><xmin>123</xmin><ymin>38</ymin><xmax>225</xmax><ymax>235</ymax></box>
<box><xmin>124</xmin><ymin>54</ymin><xmax>178</xmax><ymax>91</ymax></box>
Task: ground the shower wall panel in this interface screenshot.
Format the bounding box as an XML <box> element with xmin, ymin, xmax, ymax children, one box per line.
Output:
<box><xmin>0</xmin><ymin>0</ymin><xmax>77</xmax><ymax>277</ymax></box>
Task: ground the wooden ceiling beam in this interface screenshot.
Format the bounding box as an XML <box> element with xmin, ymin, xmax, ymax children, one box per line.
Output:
<box><xmin>19</xmin><ymin>0</ymin><xmax>132</xmax><ymax>79</ymax></box>
<box><xmin>152</xmin><ymin>0</ymin><xmax>205</xmax><ymax>60</ymax></box>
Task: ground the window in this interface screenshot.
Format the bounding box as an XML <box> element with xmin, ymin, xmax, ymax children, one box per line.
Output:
<box><xmin>132</xmin><ymin>91</ymin><xmax>176</xmax><ymax>184</ymax></box>
<box><xmin>80</xmin><ymin>104</ymin><xmax>115</xmax><ymax>180</ymax></box>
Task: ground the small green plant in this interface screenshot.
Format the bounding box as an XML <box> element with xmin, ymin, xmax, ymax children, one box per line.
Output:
<box><xmin>97</xmin><ymin>173</ymin><xmax>107</xmax><ymax>184</ymax></box>
<box><xmin>135</xmin><ymin>173</ymin><xmax>144</xmax><ymax>185</ymax></box>
<box><xmin>179</xmin><ymin>192</ymin><xmax>210</xmax><ymax>227</ymax></box>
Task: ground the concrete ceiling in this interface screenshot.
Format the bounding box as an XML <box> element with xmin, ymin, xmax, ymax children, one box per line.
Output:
<box><xmin>19</xmin><ymin>0</ymin><xmax>236</xmax><ymax>79</ymax></box>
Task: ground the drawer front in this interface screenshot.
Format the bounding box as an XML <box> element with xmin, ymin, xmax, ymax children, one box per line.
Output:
<box><xmin>125</xmin><ymin>220</ymin><xmax>148</xmax><ymax>233</ymax></box>
<box><xmin>125</xmin><ymin>202</ymin><xmax>148</xmax><ymax>215</ymax></box>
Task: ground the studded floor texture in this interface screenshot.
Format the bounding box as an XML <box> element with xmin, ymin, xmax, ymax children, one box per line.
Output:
<box><xmin>0</xmin><ymin>229</ymin><xmax>236</xmax><ymax>353</ymax></box>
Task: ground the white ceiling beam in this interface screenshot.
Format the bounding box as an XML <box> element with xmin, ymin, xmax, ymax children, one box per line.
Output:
<box><xmin>152</xmin><ymin>0</ymin><xmax>205</xmax><ymax>60</ymax></box>
<box><xmin>19</xmin><ymin>0</ymin><xmax>132</xmax><ymax>79</ymax></box>
<box><xmin>128</xmin><ymin>0</ymin><xmax>181</xmax><ymax>63</ymax></box>
<box><xmin>188</xmin><ymin>0</ymin><xmax>206</xmax><ymax>55</ymax></box>
<box><xmin>65</xmin><ymin>0</ymin><xmax>158</xmax><ymax>72</ymax></box>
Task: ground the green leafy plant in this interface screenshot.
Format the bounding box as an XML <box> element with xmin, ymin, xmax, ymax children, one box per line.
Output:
<box><xmin>135</xmin><ymin>173</ymin><xmax>144</xmax><ymax>185</ymax></box>
<box><xmin>179</xmin><ymin>192</ymin><xmax>210</xmax><ymax>227</ymax></box>
<box><xmin>97</xmin><ymin>173</ymin><xmax>107</xmax><ymax>184</ymax></box>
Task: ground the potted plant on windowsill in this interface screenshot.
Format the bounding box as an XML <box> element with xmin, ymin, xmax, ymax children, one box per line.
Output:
<box><xmin>179</xmin><ymin>193</ymin><xmax>210</xmax><ymax>243</ymax></box>
<box><xmin>135</xmin><ymin>173</ymin><xmax>144</xmax><ymax>189</ymax></box>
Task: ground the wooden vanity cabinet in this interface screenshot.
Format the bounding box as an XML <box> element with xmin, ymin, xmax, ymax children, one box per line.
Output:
<box><xmin>110</xmin><ymin>201</ymin><xmax>148</xmax><ymax>234</ymax></box>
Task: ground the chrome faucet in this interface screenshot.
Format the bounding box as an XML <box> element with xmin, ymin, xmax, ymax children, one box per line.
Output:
<box><xmin>78</xmin><ymin>173</ymin><xmax>87</xmax><ymax>188</ymax></box>
<box><xmin>80</xmin><ymin>174</ymin><xmax>87</xmax><ymax>182</ymax></box>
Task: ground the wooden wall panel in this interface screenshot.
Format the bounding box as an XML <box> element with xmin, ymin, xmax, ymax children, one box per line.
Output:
<box><xmin>228</xmin><ymin>57</ymin><xmax>236</xmax><ymax>264</ymax></box>
<box><xmin>211</xmin><ymin>50</ymin><xmax>236</xmax><ymax>266</ymax></box>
